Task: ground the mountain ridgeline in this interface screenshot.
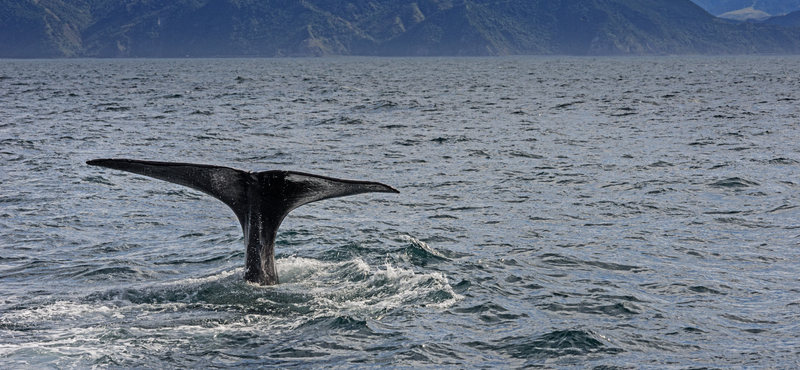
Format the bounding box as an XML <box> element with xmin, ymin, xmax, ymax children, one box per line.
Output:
<box><xmin>690</xmin><ymin>0</ymin><xmax>800</xmax><ymax>17</ymax></box>
<box><xmin>3</xmin><ymin>0</ymin><xmax>800</xmax><ymax>58</ymax></box>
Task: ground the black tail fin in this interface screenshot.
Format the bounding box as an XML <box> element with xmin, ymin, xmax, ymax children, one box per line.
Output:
<box><xmin>87</xmin><ymin>158</ymin><xmax>250</xmax><ymax>221</ymax></box>
<box><xmin>87</xmin><ymin>158</ymin><xmax>399</xmax><ymax>285</ymax></box>
<box><xmin>87</xmin><ymin>158</ymin><xmax>398</xmax><ymax>229</ymax></box>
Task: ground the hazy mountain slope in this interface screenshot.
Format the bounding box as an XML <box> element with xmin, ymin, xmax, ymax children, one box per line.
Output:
<box><xmin>762</xmin><ymin>11</ymin><xmax>800</xmax><ymax>28</ymax></box>
<box><xmin>80</xmin><ymin>0</ymin><xmax>376</xmax><ymax>57</ymax></box>
<box><xmin>2</xmin><ymin>0</ymin><xmax>800</xmax><ymax>58</ymax></box>
<box><xmin>380</xmin><ymin>0</ymin><xmax>800</xmax><ymax>56</ymax></box>
<box><xmin>0</xmin><ymin>0</ymin><xmax>90</xmax><ymax>57</ymax></box>
<box><xmin>690</xmin><ymin>0</ymin><xmax>800</xmax><ymax>17</ymax></box>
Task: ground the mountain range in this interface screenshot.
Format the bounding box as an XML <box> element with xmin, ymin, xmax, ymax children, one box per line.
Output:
<box><xmin>689</xmin><ymin>0</ymin><xmax>800</xmax><ymax>17</ymax></box>
<box><xmin>2</xmin><ymin>0</ymin><xmax>800</xmax><ymax>58</ymax></box>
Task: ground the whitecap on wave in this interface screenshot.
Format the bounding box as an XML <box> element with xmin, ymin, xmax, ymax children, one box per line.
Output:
<box><xmin>276</xmin><ymin>256</ymin><xmax>462</xmax><ymax>314</ymax></box>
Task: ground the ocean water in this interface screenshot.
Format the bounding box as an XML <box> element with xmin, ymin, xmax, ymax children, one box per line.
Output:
<box><xmin>1</xmin><ymin>56</ymin><xmax>799</xmax><ymax>369</ymax></box>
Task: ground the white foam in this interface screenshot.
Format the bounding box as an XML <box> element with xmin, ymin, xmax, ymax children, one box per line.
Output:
<box><xmin>277</xmin><ymin>256</ymin><xmax>372</xmax><ymax>284</ymax></box>
<box><xmin>167</xmin><ymin>267</ymin><xmax>241</xmax><ymax>286</ymax></box>
<box><xmin>0</xmin><ymin>256</ymin><xmax>462</xmax><ymax>366</ymax></box>
<box><xmin>1</xmin><ymin>300</ymin><xmax>122</xmax><ymax>324</ymax></box>
<box><xmin>275</xmin><ymin>256</ymin><xmax>463</xmax><ymax>315</ymax></box>
<box><xmin>399</xmin><ymin>234</ymin><xmax>447</xmax><ymax>258</ymax></box>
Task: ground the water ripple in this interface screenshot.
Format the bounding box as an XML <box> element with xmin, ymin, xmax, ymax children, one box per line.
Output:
<box><xmin>2</xmin><ymin>56</ymin><xmax>800</xmax><ymax>368</ymax></box>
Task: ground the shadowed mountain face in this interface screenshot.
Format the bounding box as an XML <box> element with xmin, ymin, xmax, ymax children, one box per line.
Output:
<box><xmin>380</xmin><ymin>0</ymin><xmax>725</xmax><ymax>56</ymax></box>
<box><xmin>2</xmin><ymin>0</ymin><xmax>800</xmax><ymax>58</ymax></box>
<box><xmin>762</xmin><ymin>11</ymin><xmax>800</xmax><ymax>28</ymax></box>
<box><xmin>0</xmin><ymin>0</ymin><xmax>90</xmax><ymax>58</ymax></box>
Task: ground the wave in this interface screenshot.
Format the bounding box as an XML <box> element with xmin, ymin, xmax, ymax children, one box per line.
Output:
<box><xmin>465</xmin><ymin>329</ymin><xmax>624</xmax><ymax>360</ymax></box>
<box><xmin>0</xmin><ymin>256</ymin><xmax>462</xmax><ymax>365</ymax></box>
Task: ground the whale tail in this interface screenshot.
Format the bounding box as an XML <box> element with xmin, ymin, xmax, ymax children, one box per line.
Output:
<box><xmin>87</xmin><ymin>158</ymin><xmax>250</xmax><ymax>220</ymax></box>
<box><xmin>86</xmin><ymin>158</ymin><xmax>398</xmax><ymax>228</ymax></box>
<box><xmin>86</xmin><ymin>158</ymin><xmax>399</xmax><ymax>285</ymax></box>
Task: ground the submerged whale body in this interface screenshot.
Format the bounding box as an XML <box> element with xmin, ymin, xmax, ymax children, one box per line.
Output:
<box><xmin>86</xmin><ymin>159</ymin><xmax>399</xmax><ymax>285</ymax></box>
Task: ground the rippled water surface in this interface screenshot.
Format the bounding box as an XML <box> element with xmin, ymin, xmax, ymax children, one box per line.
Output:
<box><xmin>2</xmin><ymin>56</ymin><xmax>799</xmax><ymax>368</ymax></box>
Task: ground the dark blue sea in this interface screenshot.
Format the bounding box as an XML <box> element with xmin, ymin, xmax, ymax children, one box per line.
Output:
<box><xmin>1</xmin><ymin>56</ymin><xmax>799</xmax><ymax>369</ymax></box>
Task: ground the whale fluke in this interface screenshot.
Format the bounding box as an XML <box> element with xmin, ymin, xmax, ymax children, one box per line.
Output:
<box><xmin>86</xmin><ymin>158</ymin><xmax>399</xmax><ymax>285</ymax></box>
